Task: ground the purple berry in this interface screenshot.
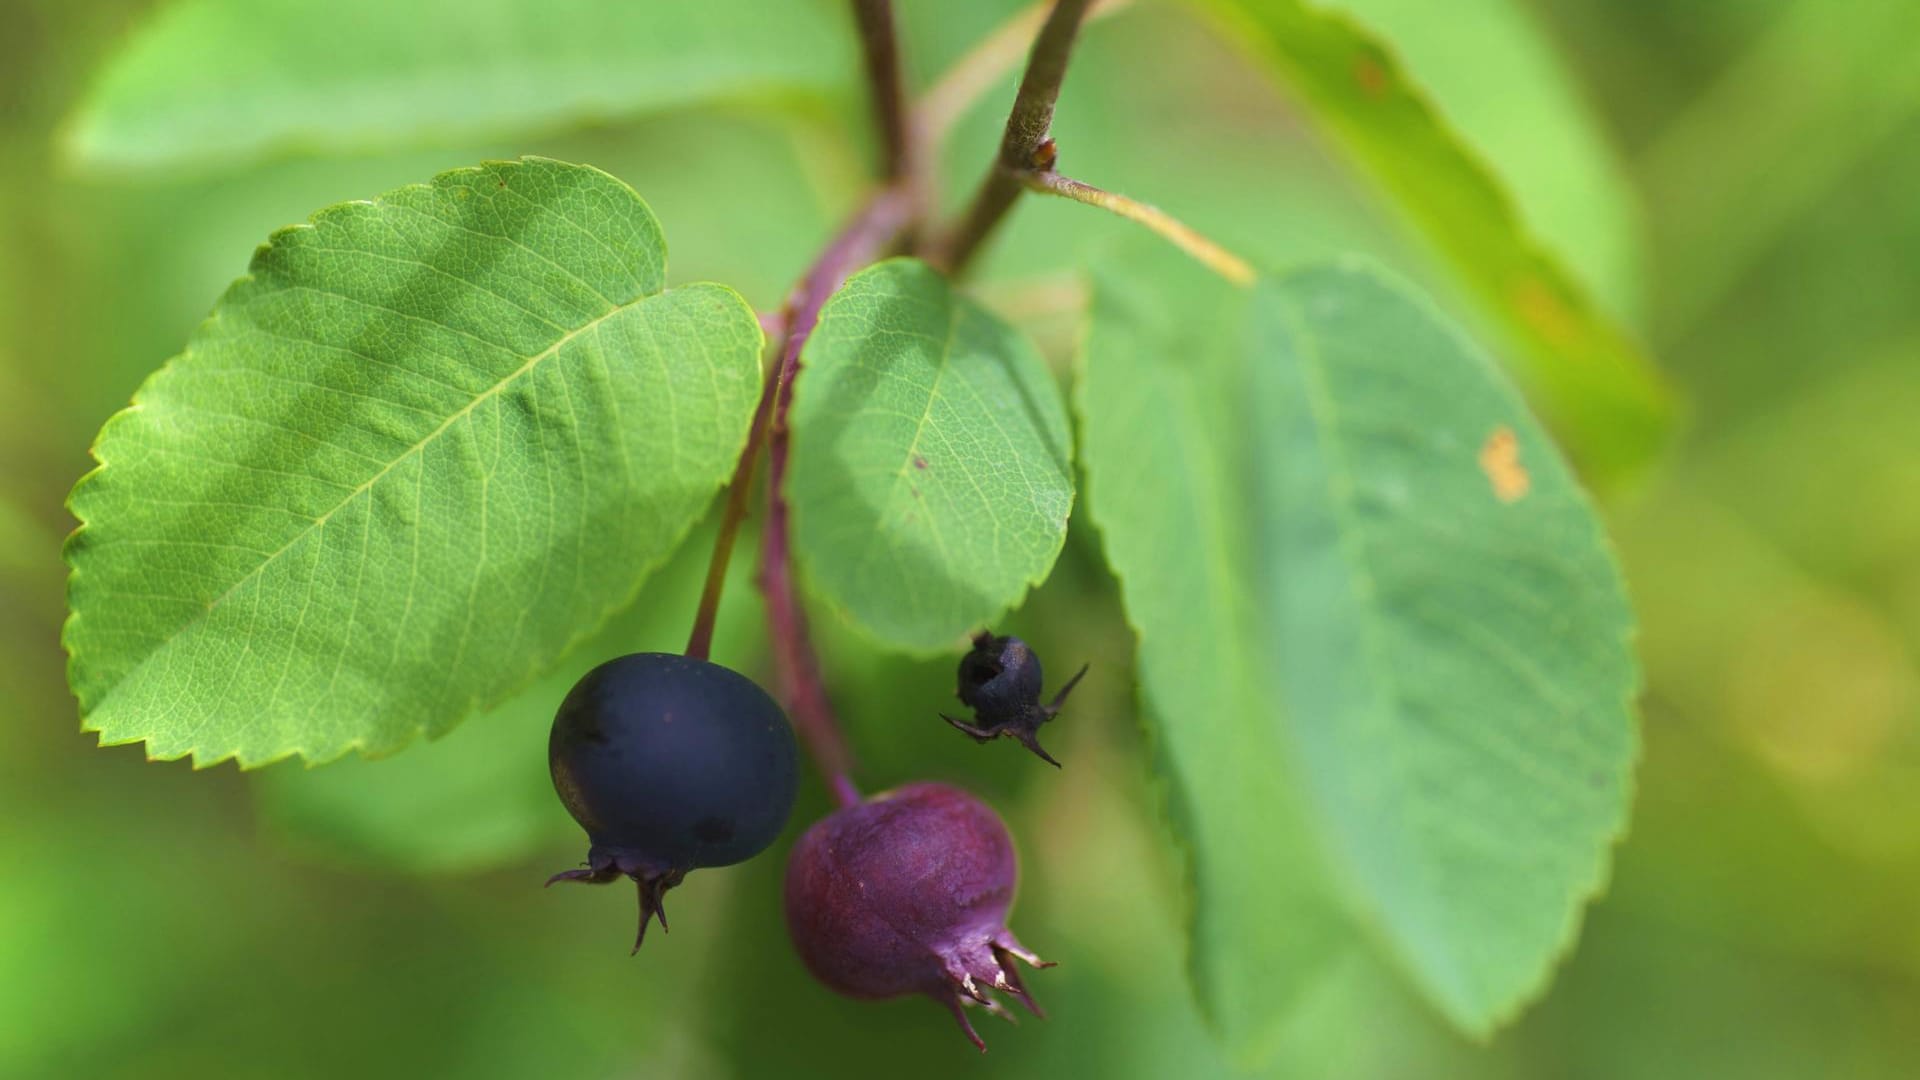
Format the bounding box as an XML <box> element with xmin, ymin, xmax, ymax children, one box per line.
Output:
<box><xmin>783</xmin><ymin>782</ymin><xmax>1052</xmax><ymax>1051</ymax></box>
<box><xmin>548</xmin><ymin>652</ymin><xmax>797</xmax><ymax>952</ymax></box>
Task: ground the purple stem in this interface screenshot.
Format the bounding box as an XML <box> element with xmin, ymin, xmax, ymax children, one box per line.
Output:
<box><xmin>759</xmin><ymin>188</ymin><xmax>916</xmax><ymax>808</ymax></box>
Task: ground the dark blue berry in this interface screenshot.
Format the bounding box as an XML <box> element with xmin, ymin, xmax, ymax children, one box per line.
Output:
<box><xmin>548</xmin><ymin>652</ymin><xmax>797</xmax><ymax>951</ymax></box>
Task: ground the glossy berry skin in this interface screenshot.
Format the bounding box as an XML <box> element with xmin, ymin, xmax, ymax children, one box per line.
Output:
<box><xmin>784</xmin><ymin>782</ymin><xmax>1051</xmax><ymax>1051</ymax></box>
<box><xmin>548</xmin><ymin>652</ymin><xmax>797</xmax><ymax>951</ymax></box>
<box><xmin>942</xmin><ymin>631</ymin><xmax>1087</xmax><ymax>767</ymax></box>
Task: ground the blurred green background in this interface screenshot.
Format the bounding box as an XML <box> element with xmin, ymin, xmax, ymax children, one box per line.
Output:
<box><xmin>4</xmin><ymin>0</ymin><xmax>1918</xmax><ymax>1076</ymax></box>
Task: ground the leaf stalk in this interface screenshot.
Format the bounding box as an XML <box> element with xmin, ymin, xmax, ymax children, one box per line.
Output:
<box><xmin>1022</xmin><ymin>170</ymin><xmax>1255</xmax><ymax>285</ymax></box>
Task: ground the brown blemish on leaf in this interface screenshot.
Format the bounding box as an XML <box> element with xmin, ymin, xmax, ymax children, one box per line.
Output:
<box><xmin>1353</xmin><ymin>55</ymin><xmax>1389</xmax><ymax>99</ymax></box>
<box><xmin>1479</xmin><ymin>426</ymin><xmax>1529</xmax><ymax>503</ymax></box>
<box><xmin>913</xmin><ymin>456</ymin><xmax>928</xmax><ymax>470</ymax></box>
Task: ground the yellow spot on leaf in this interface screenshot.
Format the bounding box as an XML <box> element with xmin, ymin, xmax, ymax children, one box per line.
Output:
<box><xmin>1479</xmin><ymin>426</ymin><xmax>1529</xmax><ymax>502</ymax></box>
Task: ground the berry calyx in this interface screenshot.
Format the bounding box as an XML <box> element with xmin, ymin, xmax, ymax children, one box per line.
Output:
<box><xmin>941</xmin><ymin>630</ymin><xmax>1087</xmax><ymax>766</ymax></box>
<box><xmin>548</xmin><ymin>652</ymin><xmax>798</xmax><ymax>952</ymax></box>
<box><xmin>783</xmin><ymin>782</ymin><xmax>1053</xmax><ymax>1051</ymax></box>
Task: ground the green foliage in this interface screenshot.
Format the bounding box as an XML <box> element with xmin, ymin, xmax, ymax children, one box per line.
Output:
<box><xmin>1249</xmin><ymin>262</ymin><xmax>1637</xmax><ymax>1033</ymax></box>
<box><xmin>1074</xmin><ymin>252</ymin><xmax>1350</xmax><ymax>1060</ymax></box>
<box><xmin>1201</xmin><ymin>0</ymin><xmax>1674</xmax><ymax>484</ymax></box>
<box><xmin>1079</xmin><ymin>252</ymin><xmax>1637</xmax><ymax>1047</ymax></box>
<box><xmin>254</xmin><ymin>514</ymin><xmax>770</xmax><ymax>872</ymax></box>
<box><xmin>63</xmin><ymin>0</ymin><xmax>852</xmax><ymax>173</ymax></box>
<box><xmin>35</xmin><ymin>1</ymin><xmax>1912</xmax><ymax>1076</ymax></box>
<box><xmin>64</xmin><ymin>158</ymin><xmax>763</xmax><ymax>766</ymax></box>
<box><xmin>788</xmin><ymin>258</ymin><xmax>1075</xmax><ymax>652</ymax></box>
<box><xmin>1313</xmin><ymin>0</ymin><xmax>1642</xmax><ymax>316</ymax></box>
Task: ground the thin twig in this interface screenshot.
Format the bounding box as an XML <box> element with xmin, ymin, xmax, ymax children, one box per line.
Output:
<box><xmin>759</xmin><ymin>188</ymin><xmax>915</xmax><ymax>808</ymax></box>
<box><xmin>934</xmin><ymin>0</ymin><xmax>1098</xmax><ymax>275</ymax></box>
<box><xmin>1023</xmin><ymin>171</ymin><xmax>1256</xmax><ymax>285</ymax></box>
<box><xmin>850</xmin><ymin>0</ymin><xmax>911</xmax><ymax>182</ymax></box>
<box><xmin>996</xmin><ymin>0</ymin><xmax>1096</xmax><ymax>170</ymax></box>
<box><xmin>915</xmin><ymin>0</ymin><xmax>1131</xmax><ymax>178</ymax></box>
<box><xmin>917</xmin><ymin>4</ymin><xmax>1051</xmax><ymax>151</ymax></box>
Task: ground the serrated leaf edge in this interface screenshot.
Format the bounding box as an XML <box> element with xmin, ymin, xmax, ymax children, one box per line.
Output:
<box><xmin>1264</xmin><ymin>256</ymin><xmax>1643</xmax><ymax>1038</ymax></box>
<box><xmin>789</xmin><ymin>257</ymin><xmax>1077</xmax><ymax>658</ymax></box>
<box><xmin>61</xmin><ymin>156</ymin><xmax>762</xmax><ymax>769</ymax></box>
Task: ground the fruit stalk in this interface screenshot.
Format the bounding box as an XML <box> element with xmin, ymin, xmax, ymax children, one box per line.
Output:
<box><xmin>684</xmin><ymin>355</ymin><xmax>780</xmax><ymax>662</ymax></box>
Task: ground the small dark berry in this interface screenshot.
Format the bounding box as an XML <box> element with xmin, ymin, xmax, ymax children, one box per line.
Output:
<box><xmin>548</xmin><ymin>652</ymin><xmax>798</xmax><ymax>952</ymax></box>
<box><xmin>942</xmin><ymin>630</ymin><xmax>1087</xmax><ymax>767</ymax></box>
<box><xmin>784</xmin><ymin>782</ymin><xmax>1053</xmax><ymax>1052</ymax></box>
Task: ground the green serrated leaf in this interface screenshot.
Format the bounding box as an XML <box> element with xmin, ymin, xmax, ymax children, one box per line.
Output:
<box><xmin>63</xmin><ymin>0</ymin><xmax>852</xmax><ymax>174</ymax></box>
<box><xmin>788</xmin><ymin>258</ymin><xmax>1075</xmax><ymax>652</ymax></box>
<box><xmin>64</xmin><ymin>157</ymin><xmax>763</xmax><ymax>768</ymax></box>
<box><xmin>1075</xmin><ymin>254</ymin><xmax>1351</xmax><ymax>1064</ymax></box>
<box><xmin>1199</xmin><ymin>0</ymin><xmax>1675</xmax><ymax>486</ymax></box>
<box><xmin>1253</xmin><ymin>261</ymin><xmax>1638</xmax><ymax>1035</ymax></box>
<box><xmin>1078</xmin><ymin>251</ymin><xmax>1638</xmax><ymax>1050</ymax></box>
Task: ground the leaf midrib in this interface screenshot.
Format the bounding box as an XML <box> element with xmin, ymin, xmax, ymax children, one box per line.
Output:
<box><xmin>116</xmin><ymin>288</ymin><xmax>649</xmax><ymax>676</ymax></box>
<box><xmin>876</xmin><ymin>289</ymin><xmax>965</xmax><ymax>615</ymax></box>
